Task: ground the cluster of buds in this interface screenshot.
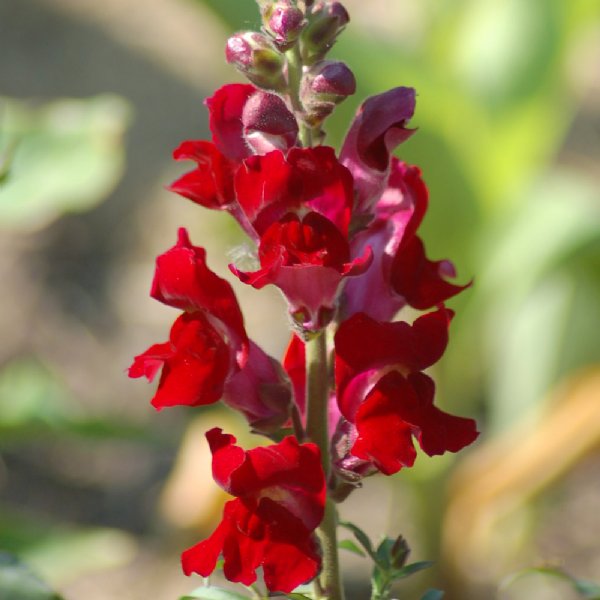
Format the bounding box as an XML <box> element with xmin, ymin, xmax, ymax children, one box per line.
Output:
<box><xmin>129</xmin><ymin>0</ymin><xmax>479</xmax><ymax>596</ymax></box>
<box><xmin>227</xmin><ymin>0</ymin><xmax>354</xmax><ymax>130</ymax></box>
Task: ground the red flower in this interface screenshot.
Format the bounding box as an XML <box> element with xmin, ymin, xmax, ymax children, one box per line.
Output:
<box><xmin>182</xmin><ymin>428</ymin><xmax>325</xmax><ymax>593</ymax></box>
<box><xmin>150</xmin><ymin>227</ymin><xmax>248</xmax><ymax>363</ymax></box>
<box><xmin>231</xmin><ymin>212</ymin><xmax>371</xmax><ymax>331</ymax></box>
<box><xmin>340</xmin><ymin>87</ymin><xmax>416</xmax><ymax>217</ymax></box>
<box><xmin>341</xmin><ymin>159</ymin><xmax>428</xmax><ymax>321</ymax></box>
<box><xmin>334</xmin><ymin>309</ymin><xmax>478</xmax><ymax>474</ymax></box>
<box><xmin>128</xmin><ymin>312</ymin><xmax>231</xmax><ymax>409</ymax></box>
<box><xmin>234</xmin><ymin>146</ymin><xmax>354</xmax><ymax>240</ymax></box>
<box><xmin>129</xmin><ymin>229</ymin><xmax>247</xmax><ymax>409</ymax></box>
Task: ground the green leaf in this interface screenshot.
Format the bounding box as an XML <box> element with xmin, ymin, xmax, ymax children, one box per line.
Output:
<box><xmin>390</xmin><ymin>561</ymin><xmax>435</xmax><ymax>581</ymax></box>
<box><xmin>0</xmin><ymin>95</ymin><xmax>130</xmax><ymax>231</ymax></box>
<box><xmin>0</xmin><ymin>553</ymin><xmax>64</xmax><ymax>600</ymax></box>
<box><xmin>374</xmin><ymin>537</ymin><xmax>395</xmax><ymax>569</ymax></box>
<box><xmin>285</xmin><ymin>594</ymin><xmax>313</xmax><ymax>600</ymax></box>
<box><xmin>338</xmin><ymin>521</ymin><xmax>375</xmax><ymax>560</ymax></box>
<box><xmin>338</xmin><ymin>539</ymin><xmax>367</xmax><ymax>558</ymax></box>
<box><xmin>420</xmin><ymin>590</ymin><xmax>445</xmax><ymax>600</ymax></box>
<box><xmin>180</xmin><ymin>586</ymin><xmax>250</xmax><ymax>600</ymax></box>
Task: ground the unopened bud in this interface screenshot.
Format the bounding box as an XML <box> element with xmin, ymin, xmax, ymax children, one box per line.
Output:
<box><xmin>299</xmin><ymin>1</ymin><xmax>350</xmax><ymax>64</ymax></box>
<box><xmin>242</xmin><ymin>91</ymin><xmax>299</xmax><ymax>154</ymax></box>
<box><xmin>226</xmin><ymin>32</ymin><xmax>286</xmax><ymax>92</ymax></box>
<box><xmin>301</xmin><ymin>60</ymin><xmax>356</xmax><ymax>125</ymax></box>
<box><xmin>263</xmin><ymin>1</ymin><xmax>306</xmax><ymax>51</ymax></box>
<box><xmin>390</xmin><ymin>535</ymin><xmax>410</xmax><ymax>570</ymax></box>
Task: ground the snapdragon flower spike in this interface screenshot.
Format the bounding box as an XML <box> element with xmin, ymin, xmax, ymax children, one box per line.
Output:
<box><xmin>340</xmin><ymin>87</ymin><xmax>416</xmax><ymax>220</ymax></box>
<box><xmin>182</xmin><ymin>428</ymin><xmax>325</xmax><ymax>593</ymax></box>
<box><xmin>341</xmin><ymin>159</ymin><xmax>428</xmax><ymax>321</ymax></box>
<box><xmin>334</xmin><ymin>308</ymin><xmax>478</xmax><ymax>474</ymax></box>
<box><xmin>234</xmin><ymin>145</ymin><xmax>354</xmax><ymax>241</ymax></box>
<box><xmin>231</xmin><ymin>211</ymin><xmax>372</xmax><ymax>332</ymax></box>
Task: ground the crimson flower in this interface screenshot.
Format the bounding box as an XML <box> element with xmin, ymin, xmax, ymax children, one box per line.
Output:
<box><xmin>169</xmin><ymin>84</ymin><xmax>298</xmax><ymax>231</ymax></box>
<box><xmin>182</xmin><ymin>428</ymin><xmax>325</xmax><ymax>593</ymax></box>
<box><xmin>234</xmin><ymin>145</ymin><xmax>354</xmax><ymax>240</ymax></box>
<box><xmin>341</xmin><ymin>159</ymin><xmax>428</xmax><ymax>321</ymax></box>
<box><xmin>129</xmin><ymin>312</ymin><xmax>231</xmax><ymax>409</ymax></box>
<box><xmin>231</xmin><ymin>211</ymin><xmax>371</xmax><ymax>331</ymax></box>
<box><xmin>129</xmin><ymin>229</ymin><xmax>247</xmax><ymax>409</ymax></box>
<box><xmin>340</xmin><ymin>87</ymin><xmax>416</xmax><ymax>218</ymax></box>
<box><xmin>334</xmin><ymin>309</ymin><xmax>478</xmax><ymax>474</ymax></box>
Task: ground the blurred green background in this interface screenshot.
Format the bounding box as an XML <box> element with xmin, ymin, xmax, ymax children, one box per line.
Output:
<box><xmin>1</xmin><ymin>0</ymin><xmax>599</xmax><ymax>598</ymax></box>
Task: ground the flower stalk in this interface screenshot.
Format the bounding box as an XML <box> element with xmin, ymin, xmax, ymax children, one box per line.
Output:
<box><xmin>306</xmin><ymin>330</ymin><xmax>344</xmax><ymax>600</ymax></box>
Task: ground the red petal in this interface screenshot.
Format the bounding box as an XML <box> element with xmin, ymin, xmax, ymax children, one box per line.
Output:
<box><xmin>206</xmin><ymin>83</ymin><xmax>256</xmax><ymax>161</ymax></box>
<box><xmin>391</xmin><ymin>235</ymin><xmax>471</xmax><ymax>309</ymax></box>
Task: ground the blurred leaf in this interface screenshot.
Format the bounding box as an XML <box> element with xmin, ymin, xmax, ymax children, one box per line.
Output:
<box><xmin>390</xmin><ymin>561</ymin><xmax>434</xmax><ymax>581</ymax></box>
<box><xmin>476</xmin><ymin>171</ymin><xmax>600</xmax><ymax>430</ymax></box>
<box><xmin>501</xmin><ymin>567</ymin><xmax>600</xmax><ymax>599</ymax></box>
<box><xmin>338</xmin><ymin>539</ymin><xmax>367</xmax><ymax>557</ymax></box>
<box><xmin>420</xmin><ymin>590</ymin><xmax>444</xmax><ymax>600</ymax></box>
<box><xmin>338</xmin><ymin>521</ymin><xmax>376</xmax><ymax>560</ymax></box>
<box><xmin>0</xmin><ymin>553</ymin><xmax>63</xmax><ymax>600</ymax></box>
<box><xmin>285</xmin><ymin>594</ymin><xmax>313</xmax><ymax>600</ymax></box>
<box><xmin>0</xmin><ymin>511</ymin><xmax>137</xmax><ymax>584</ymax></box>
<box><xmin>0</xmin><ymin>95</ymin><xmax>130</xmax><ymax>231</ymax></box>
<box><xmin>180</xmin><ymin>586</ymin><xmax>250</xmax><ymax>600</ymax></box>
<box><xmin>0</xmin><ymin>358</ymin><xmax>159</xmax><ymax>445</ymax></box>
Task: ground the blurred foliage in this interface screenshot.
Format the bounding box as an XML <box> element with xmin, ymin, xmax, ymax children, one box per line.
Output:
<box><xmin>0</xmin><ymin>552</ymin><xmax>64</xmax><ymax>600</ymax></box>
<box><xmin>0</xmin><ymin>95</ymin><xmax>130</xmax><ymax>231</ymax></box>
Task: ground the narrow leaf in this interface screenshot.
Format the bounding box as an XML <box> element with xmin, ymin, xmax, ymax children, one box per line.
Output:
<box><xmin>390</xmin><ymin>561</ymin><xmax>435</xmax><ymax>581</ymax></box>
<box><xmin>338</xmin><ymin>521</ymin><xmax>375</xmax><ymax>559</ymax></box>
<box><xmin>420</xmin><ymin>590</ymin><xmax>444</xmax><ymax>600</ymax></box>
<box><xmin>285</xmin><ymin>594</ymin><xmax>313</xmax><ymax>600</ymax></box>
<box><xmin>338</xmin><ymin>539</ymin><xmax>367</xmax><ymax>557</ymax></box>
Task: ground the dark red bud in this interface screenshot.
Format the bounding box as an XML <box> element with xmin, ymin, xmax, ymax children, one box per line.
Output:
<box><xmin>263</xmin><ymin>1</ymin><xmax>306</xmax><ymax>50</ymax></box>
<box><xmin>301</xmin><ymin>60</ymin><xmax>355</xmax><ymax>125</ymax></box>
<box><xmin>242</xmin><ymin>91</ymin><xmax>299</xmax><ymax>154</ymax></box>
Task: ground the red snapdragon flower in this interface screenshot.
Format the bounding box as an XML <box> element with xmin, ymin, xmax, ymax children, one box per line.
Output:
<box><xmin>233</xmin><ymin>145</ymin><xmax>354</xmax><ymax>240</ymax></box>
<box><xmin>334</xmin><ymin>309</ymin><xmax>478</xmax><ymax>474</ymax></box>
<box><xmin>340</xmin><ymin>87</ymin><xmax>416</xmax><ymax>219</ymax></box>
<box><xmin>182</xmin><ymin>428</ymin><xmax>325</xmax><ymax>593</ymax></box>
<box><xmin>231</xmin><ymin>211</ymin><xmax>371</xmax><ymax>331</ymax></box>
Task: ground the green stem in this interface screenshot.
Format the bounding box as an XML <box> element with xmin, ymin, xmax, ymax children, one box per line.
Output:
<box><xmin>305</xmin><ymin>332</ymin><xmax>345</xmax><ymax>600</ymax></box>
<box><xmin>285</xmin><ymin>45</ymin><xmax>312</xmax><ymax>147</ymax></box>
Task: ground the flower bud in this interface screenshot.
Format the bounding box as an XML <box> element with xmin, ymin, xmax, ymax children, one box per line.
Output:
<box><xmin>301</xmin><ymin>60</ymin><xmax>356</xmax><ymax>125</ymax></box>
<box><xmin>226</xmin><ymin>32</ymin><xmax>286</xmax><ymax>92</ymax></box>
<box><xmin>262</xmin><ymin>1</ymin><xmax>306</xmax><ymax>51</ymax></box>
<box><xmin>242</xmin><ymin>90</ymin><xmax>299</xmax><ymax>154</ymax></box>
<box><xmin>299</xmin><ymin>1</ymin><xmax>350</xmax><ymax>64</ymax></box>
